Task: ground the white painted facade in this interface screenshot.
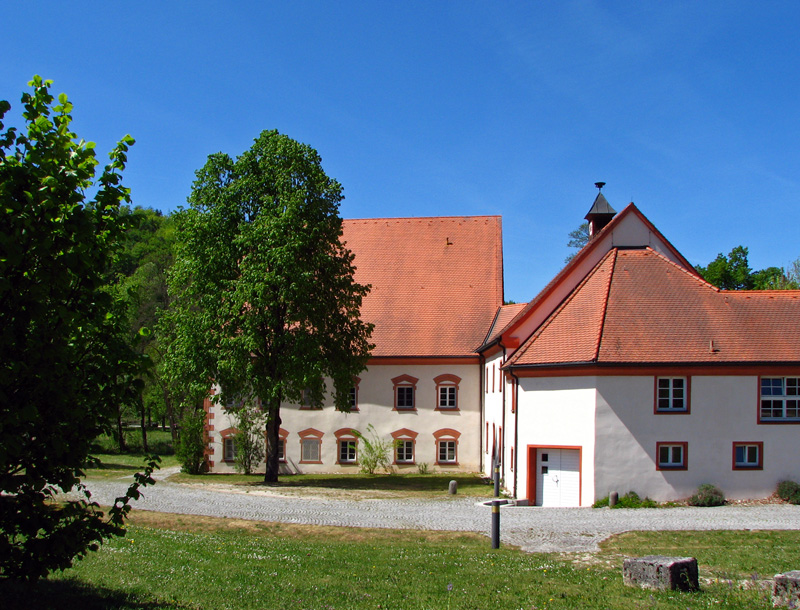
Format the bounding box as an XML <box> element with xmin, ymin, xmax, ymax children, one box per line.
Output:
<box><xmin>206</xmin><ymin>362</ymin><xmax>482</xmax><ymax>474</ymax></box>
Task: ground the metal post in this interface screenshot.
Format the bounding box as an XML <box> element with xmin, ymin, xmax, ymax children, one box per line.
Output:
<box><xmin>493</xmin><ymin>456</ymin><xmax>500</xmax><ymax>497</ymax></box>
<box><xmin>491</xmin><ymin>500</ymin><xmax>501</xmax><ymax>549</ymax></box>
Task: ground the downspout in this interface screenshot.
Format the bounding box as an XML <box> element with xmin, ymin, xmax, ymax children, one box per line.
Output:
<box><xmin>499</xmin><ymin>342</ymin><xmax>507</xmax><ymax>492</ymax></box>
<box><xmin>479</xmin><ymin>353</ymin><xmax>486</xmax><ymax>473</ymax></box>
<box><xmin>510</xmin><ymin>368</ymin><xmax>520</xmax><ymax>498</ymax></box>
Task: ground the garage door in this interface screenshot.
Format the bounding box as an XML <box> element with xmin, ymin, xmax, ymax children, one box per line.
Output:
<box><xmin>534</xmin><ymin>448</ymin><xmax>580</xmax><ymax>507</ymax></box>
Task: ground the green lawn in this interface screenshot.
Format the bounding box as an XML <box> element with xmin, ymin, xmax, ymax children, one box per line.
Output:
<box><xmin>0</xmin><ymin>511</ymin><xmax>790</xmax><ymax>609</ymax></box>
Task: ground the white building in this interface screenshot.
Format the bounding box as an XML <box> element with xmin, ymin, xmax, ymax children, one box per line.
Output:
<box><xmin>204</xmin><ymin>190</ymin><xmax>800</xmax><ymax>506</ymax></box>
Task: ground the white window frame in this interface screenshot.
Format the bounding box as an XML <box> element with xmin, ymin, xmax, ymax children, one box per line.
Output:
<box><xmin>397</xmin><ymin>386</ymin><xmax>414</xmax><ymax>409</ymax></box>
<box><xmin>438</xmin><ymin>440</ymin><xmax>457</xmax><ymax>464</ymax></box>
<box><xmin>338</xmin><ymin>439</ymin><xmax>357</xmax><ymax>464</ymax></box>
<box><xmin>733</xmin><ymin>442</ymin><xmax>763</xmax><ymax>470</ymax></box>
<box><xmin>656</xmin><ymin>442</ymin><xmax>687</xmax><ymax>470</ymax></box>
<box><xmin>656</xmin><ymin>377</ymin><xmax>688</xmax><ymax>412</ymax></box>
<box><xmin>223</xmin><ymin>436</ymin><xmax>236</xmax><ymax>462</ymax></box>
<box><xmin>395</xmin><ymin>440</ymin><xmax>414</xmax><ymax>464</ymax></box>
<box><xmin>760</xmin><ymin>377</ymin><xmax>800</xmax><ymax>422</ymax></box>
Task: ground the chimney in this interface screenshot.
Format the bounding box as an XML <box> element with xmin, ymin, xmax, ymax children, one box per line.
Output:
<box><xmin>585</xmin><ymin>182</ymin><xmax>617</xmax><ymax>238</ymax></box>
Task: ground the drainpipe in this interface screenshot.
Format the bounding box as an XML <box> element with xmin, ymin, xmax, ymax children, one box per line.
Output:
<box><xmin>479</xmin><ymin>353</ymin><xmax>485</xmax><ymax>474</ymax></box>
<box><xmin>499</xmin><ymin>342</ymin><xmax>507</xmax><ymax>492</ymax></box>
<box><xmin>510</xmin><ymin>368</ymin><xmax>520</xmax><ymax>498</ymax></box>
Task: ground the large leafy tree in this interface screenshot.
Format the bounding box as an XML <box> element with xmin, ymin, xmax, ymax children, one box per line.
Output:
<box><xmin>166</xmin><ymin>130</ymin><xmax>373</xmax><ymax>482</ymax></box>
<box><xmin>0</xmin><ymin>77</ymin><xmax>156</xmax><ymax>579</ymax></box>
<box><xmin>696</xmin><ymin>246</ymin><xmax>800</xmax><ymax>290</ymax></box>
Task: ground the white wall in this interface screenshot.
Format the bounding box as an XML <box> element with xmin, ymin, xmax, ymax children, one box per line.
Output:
<box><xmin>206</xmin><ymin>362</ymin><xmax>482</xmax><ymax>474</ymax></box>
<box><xmin>515</xmin><ymin>376</ymin><xmax>597</xmax><ymax>506</ymax></box>
<box><xmin>594</xmin><ymin>374</ymin><xmax>800</xmax><ymax>501</ymax></box>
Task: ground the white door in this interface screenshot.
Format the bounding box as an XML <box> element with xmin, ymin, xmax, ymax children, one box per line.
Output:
<box><xmin>535</xmin><ymin>448</ymin><xmax>580</xmax><ymax>507</ymax></box>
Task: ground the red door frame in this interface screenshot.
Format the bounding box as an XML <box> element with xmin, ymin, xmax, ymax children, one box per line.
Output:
<box><xmin>526</xmin><ymin>445</ymin><xmax>582</xmax><ymax>506</ymax></box>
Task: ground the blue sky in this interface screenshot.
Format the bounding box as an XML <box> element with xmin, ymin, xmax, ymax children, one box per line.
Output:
<box><xmin>3</xmin><ymin>1</ymin><xmax>799</xmax><ymax>303</ymax></box>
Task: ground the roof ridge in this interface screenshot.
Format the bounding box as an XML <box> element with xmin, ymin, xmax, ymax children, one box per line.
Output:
<box><xmin>593</xmin><ymin>249</ymin><xmax>618</xmax><ymax>362</ymax></box>
<box><xmin>344</xmin><ymin>215</ymin><xmax>502</xmax><ymax>222</ymax></box>
<box><xmin>506</xmin><ymin>249</ymin><xmax>617</xmax><ymax>366</ymax></box>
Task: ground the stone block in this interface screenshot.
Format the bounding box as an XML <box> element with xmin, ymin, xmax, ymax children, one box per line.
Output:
<box><xmin>623</xmin><ymin>555</ymin><xmax>699</xmax><ymax>592</ymax></box>
<box><xmin>773</xmin><ymin>571</ymin><xmax>800</xmax><ymax>607</ymax></box>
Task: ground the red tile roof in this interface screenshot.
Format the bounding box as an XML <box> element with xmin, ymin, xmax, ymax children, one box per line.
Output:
<box><xmin>342</xmin><ymin>216</ymin><xmax>503</xmax><ymax>357</ymax></box>
<box><xmin>483</xmin><ymin>303</ymin><xmax>528</xmax><ymax>346</ymax></box>
<box><xmin>508</xmin><ymin>248</ymin><xmax>800</xmax><ymax>367</ymax></box>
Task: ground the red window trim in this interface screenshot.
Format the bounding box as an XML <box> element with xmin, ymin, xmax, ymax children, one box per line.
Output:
<box><xmin>434</xmin><ymin>374</ymin><xmax>461</xmax><ymax>411</ymax></box>
<box><xmin>392</xmin><ymin>374</ymin><xmax>418</xmax><ymax>411</ymax></box>
<box><xmin>732</xmin><ymin>441</ymin><xmax>764</xmax><ymax>470</ymax></box>
<box><xmin>298</xmin><ymin>428</ymin><xmax>324</xmax><ymax>464</ymax></box>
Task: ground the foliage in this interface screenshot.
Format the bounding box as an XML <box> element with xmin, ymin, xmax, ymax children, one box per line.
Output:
<box><xmin>564</xmin><ymin>221</ymin><xmax>590</xmax><ymax>263</ymax></box>
<box><xmin>687</xmin><ymin>483</ymin><xmax>726</xmax><ymax>507</ymax></box>
<box><xmin>231</xmin><ymin>402</ymin><xmax>266</xmax><ymax>475</ymax></box>
<box><xmin>417</xmin><ymin>462</ymin><xmax>432</xmax><ymax>475</ymax></box>
<box><xmin>176</xmin><ymin>410</ymin><xmax>206</xmax><ymax>474</ymax></box>
<box><xmin>165</xmin><ymin>129</ymin><xmax>374</xmax><ymax>482</ymax></box>
<box><xmin>352</xmin><ymin>425</ymin><xmax>395</xmax><ymax>474</ymax></box>
<box><xmin>0</xmin><ymin>77</ymin><xmax>159</xmax><ymax>579</ymax></box>
<box><xmin>696</xmin><ymin>245</ymin><xmax>800</xmax><ymax>290</ymax></box>
<box><xmin>777</xmin><ymin>480</ymin><xmax>800</xmax><ymax>504</ymax></box>
<box><xmin>592</xmin><ymin>491</ymin><xmax>657</xmax><ymax>509</ymax></box>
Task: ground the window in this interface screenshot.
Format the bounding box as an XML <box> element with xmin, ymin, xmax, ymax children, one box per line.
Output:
<box><xmin>392</xmin><ymin>375</ymin><xmax>418</xmax><ymax>410</ymax></box>
<box><xmin>391</xmin><ymin>428</ymin><xmax>418</xmax><ymax>465</ymax></box>
<box><xmin>349</xmin><ymin>377</ymin><xmax>360</xmax><ymax>411</ymax></box>
<box><xmin>298</xmin><ymin>428</ymin><xmax>323</xmax><ymax>464</ymax></box>
<box><xmin>733</xmin><ymin>442</ymin><xmax>763</xmax><ymax>470</ymax></box>
<box><xmin>434</xmin><ymin>428</ymin><xmax>460</xmax><ymax>465</ymax></box>
<box><xmin>269</xmin><ymin>428</ymin><xmax>289</xmax><ymax>463</ymax></box>
<box><xmin>438</xmin><ymin>441</ymin><xmax>457</xmax><ymax>463</ymax></box>
<box><xmin>223</xmin><ymin>437</ymin><xmax>236</xmax><ymax>462</ymax></box>
<box><xmin>300</xmin><ymin>387</ymin><xmax>322</xmax><ymax>410</ymax></box>
<box><xmin>334</xmin><ymin>428</ymin><xmax>359</xmax><ymax>465</ymax></box>
<box><xmin>396</xmin><ymin>440</ymin><xmax>414</xmax><ymax>463</ymax></box>
<box><xmin>339</xmin><ymin>440</ymin><xmax>357</xmax><ymax>463</ymax></box>
<box><xmin>656</xmin><ymin>442</ymin><xmax>687</xmax><ymax>470</ymax></box>
<box><xmin>655</xmin><ymin>377</ymin><xmax>689</xmax><ymax>413</ymax></box>
<box><xmin>434</xmin><ymin>374</ymin><xmax>460</xmax><ymax>410</ymax></box>
<box><xmin>760</xmin><ymin>377</ymin><xmax>800</xmax><ymax>422</ymax></box>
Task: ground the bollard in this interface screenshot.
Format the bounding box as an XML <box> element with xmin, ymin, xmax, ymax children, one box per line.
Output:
<box><xmin>493</xmin><ymin>460</ymin><xmax>500</xmax><ymax>497</ymax></box>
<box><xmin>448</xmin><ymin>480</ymin><xmax>458</xmax><ymax>495</ymax></box>
<box><xmin>491</xmin><ymin>500</ymin><xmax>501</xmax><ymax>549</ymax></box>
<box><xmin>609</xmin><ymin>491</ymin><xmax>618</xmax><ymax>507</ymax></box>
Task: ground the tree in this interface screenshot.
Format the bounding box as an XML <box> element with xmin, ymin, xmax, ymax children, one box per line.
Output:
<box><xmin>166</xmin><ymin>129</ymin><xmax>374</xmax><ymax>482</ymax></box>
<box><xmin>0</xmin><ymin>77</ymin><xmax>157</xmax><ymax>579</ymax></box>
<box><xmin>696</xmin><ymin>246</ymin><xmax>754</xmax><ymax>290</ymax></box>
<box><xmin>696</xmin><ymin>246</ymin><xmax>800</xmax><ymax>291</ymax></box>
<box><xmin>564</xmin><ymin>222</ymin><xmax>589</xmax><ymax>263</ymax></box>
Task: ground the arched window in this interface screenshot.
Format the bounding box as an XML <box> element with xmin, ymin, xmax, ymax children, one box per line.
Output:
<box><xmin>335</xmin><ymin>428</ymin><xmax>359</xmax><ymax>465</ymax></box>
<box><xmin>391</xmin><ymin>428</ymin><xmax>418</xmax><ymax>465</ymax></box>
<box><xmin>433</xmin><ymin>428</ymin><xmax>461</xmax><ymax>466</ymax></box>
<box><xmin>392</xmin><ymin>374</ymin><xmax>418</xmax><ymax>411</ymax></box>
<box><xmin>298</xmin><ymin>428</ymin><xmax>324</xmax><ymax>464</ymax></box>
<box><xmin>434</xmin><ymin>374</ymin><xmax>460</xmax><ymax>410</ymax></box>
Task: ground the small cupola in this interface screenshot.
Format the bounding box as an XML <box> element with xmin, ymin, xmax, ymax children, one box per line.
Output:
<box><xmin>585</xmin><ymin>182</ymin><xmax>617</xmax><ymax>238</ymax></box>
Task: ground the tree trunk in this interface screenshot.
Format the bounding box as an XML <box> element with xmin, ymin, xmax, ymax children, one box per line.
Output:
<box><xmin>116</xmin><ymin>408</ymin><xmax>127</xmax><ymax>452</ymax></box>
<box><xmin>264</xmin><ymin>401</ymin><xmax>282</xmax><ymax>483</ymax></box>
<box><xmin>139</xmin><ymin>397</ymin><xmax>148</xmax><ymax>453</ymax></box>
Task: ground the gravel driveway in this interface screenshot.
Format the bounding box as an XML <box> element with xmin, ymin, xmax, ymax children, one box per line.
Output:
<box><xmin>78</xmin><ymin>468</ymin><xmax>800</xmax><ymax>554</ymax></box>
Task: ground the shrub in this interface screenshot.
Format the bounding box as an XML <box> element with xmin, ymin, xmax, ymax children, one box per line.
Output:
<box><xmin>688</xmin><ymin>483</ymin><xmax>725</xmax><ymax>507</ymax></box>
<box><xmin>417</xmin><ymin>462</ymin><xmax>432</xmax><ymax>475</ymax></box>
<box><xmin>231</xmin><ymin>405</ymin><xmax>266</xmax><ymax>475</ymax></box>
<box><xmin>352</xmin><ymin>425</ymin><xmax>395</xmax><ymax>474</ymax></box>
<box><xmin>777</xmin><ymin>480</ymin><xmax>800</xmax><ymax>504</ymax></box>
<box><xmin>176</xmin><ymin>410</ymin><xmax>206</xmax><ymax>474</ymax></box>
<box><xmin>592</xmin><ymin>491</ymin><xmax>657</xmax><ymax>509</ymax></box>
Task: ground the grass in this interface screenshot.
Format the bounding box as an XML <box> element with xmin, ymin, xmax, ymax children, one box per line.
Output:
<box><xmin>1</xmin><ymin>511</ymin><xmax>791</xmax><ymax>609</ymax></box>
<box><xmin>91</xmin><ymin>428</ymin><xmax>175</xmax><ymax>456</ymax></box>
<box><xmin>169</xmin><ymin>472</ymin><xmax>494</xmax><ymax>498</ymax></box>
<box><xmin>84</xmin><ymin>429</ymin><xmax>178</xmax><ymax>480</ymax></box>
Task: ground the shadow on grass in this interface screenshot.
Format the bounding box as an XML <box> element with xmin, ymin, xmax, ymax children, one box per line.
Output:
<box><xmin>0</xmin><ymin>578</ymin><xmax>187</xmax><ymax>610</ymax></box>
<box><xmin>253</xmin><ymin>473</ymin><xmax>490</xmax><ymax>493</ymax></box>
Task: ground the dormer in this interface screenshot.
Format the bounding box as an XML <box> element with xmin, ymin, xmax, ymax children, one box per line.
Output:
<box><xmin>585</xmin><ymin>182</ymin><xmax>616</xmax><ymax>238</ymax></box>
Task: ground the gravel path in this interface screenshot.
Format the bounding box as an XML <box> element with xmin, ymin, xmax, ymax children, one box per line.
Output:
<box><xmin>78</xmin><ymin>469</ymin><xmax>800</xmax><ymax>554</ymax></box>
